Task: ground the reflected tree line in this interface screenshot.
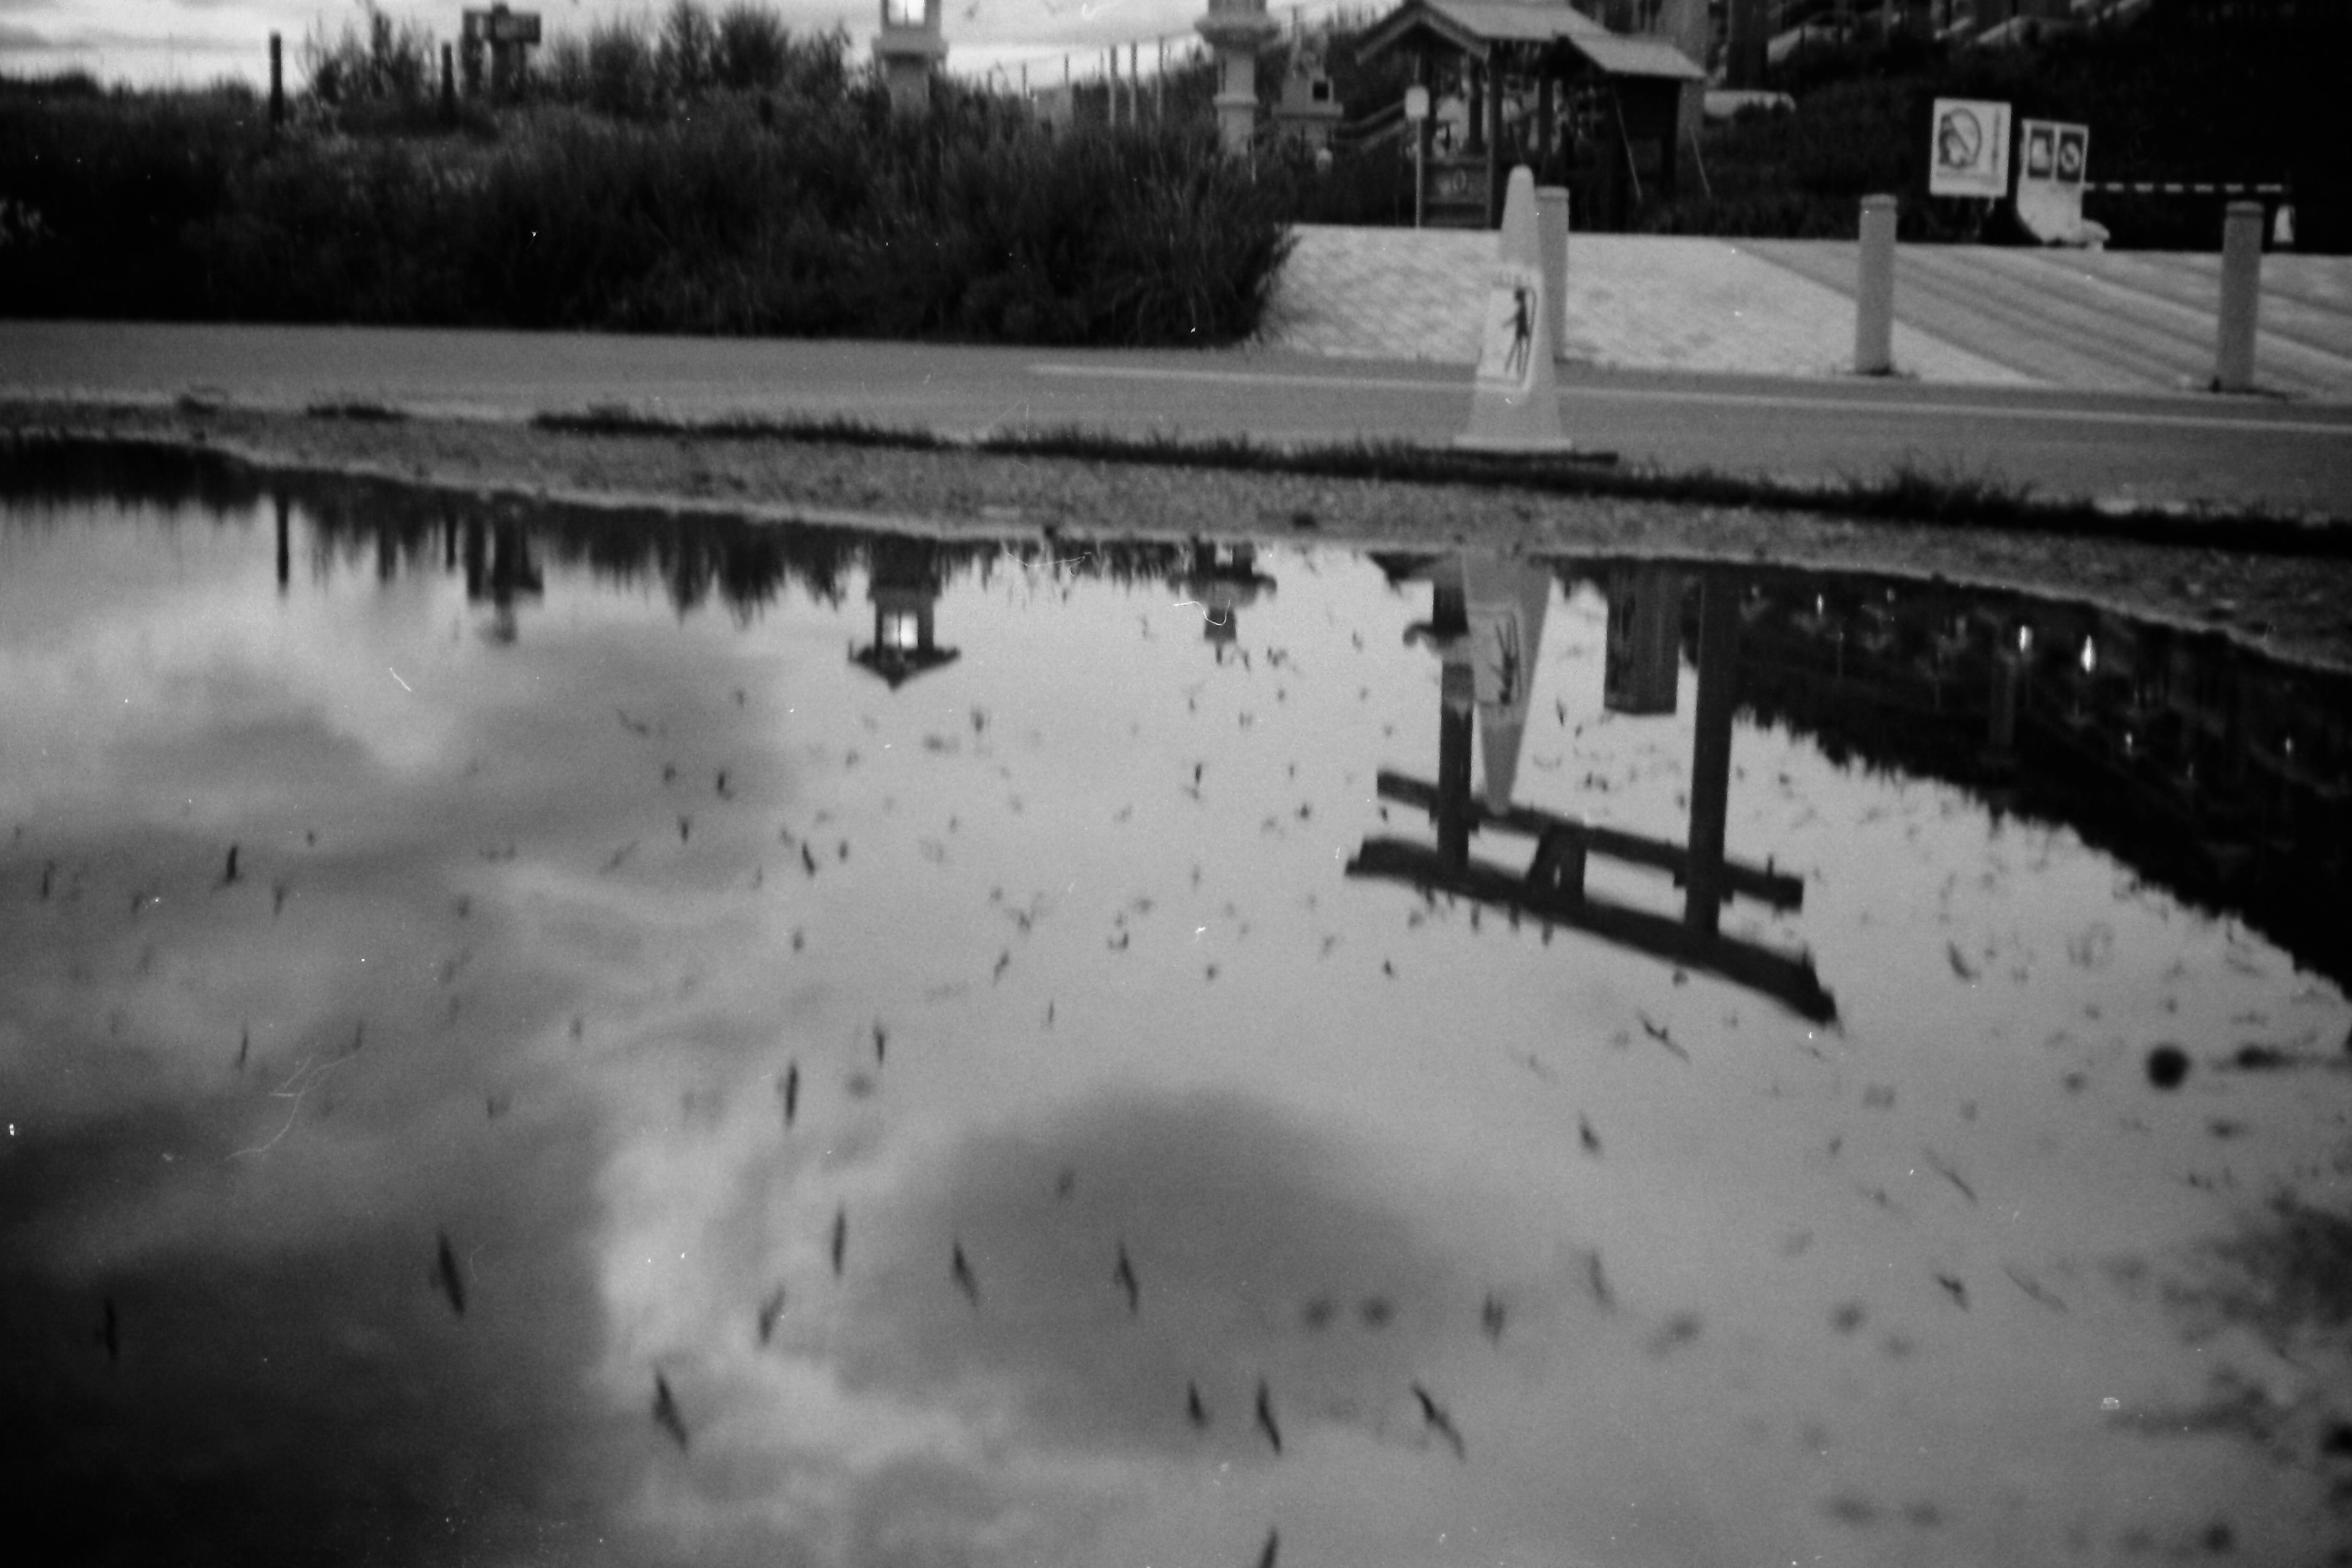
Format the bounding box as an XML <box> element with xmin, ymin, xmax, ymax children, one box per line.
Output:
<box><xmin>6</xmin><ymin>438</ymin><xmax>2343</xmax><ymax>990</ymax></box>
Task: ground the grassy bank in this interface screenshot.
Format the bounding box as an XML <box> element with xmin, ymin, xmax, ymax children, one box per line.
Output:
<box><xmin>0</xmin><ymin>6</ymin><xmax>1291</xmax><ymax>346</ymax></box>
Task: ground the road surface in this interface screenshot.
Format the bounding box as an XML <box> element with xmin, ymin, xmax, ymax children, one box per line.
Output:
<box><xmin>7</xmin><ymin>321</ymin><xmax>2349</xmax><ymax>516</ymax></box>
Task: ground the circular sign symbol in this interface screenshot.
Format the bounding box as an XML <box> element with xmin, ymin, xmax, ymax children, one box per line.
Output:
<box><xmin>2058</xmin><ymin>140</ymin><xmax>2082</xmax><ymax>177</ymax></box>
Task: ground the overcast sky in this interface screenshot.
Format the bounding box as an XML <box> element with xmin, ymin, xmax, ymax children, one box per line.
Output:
<box><xmin>0</xmin><ymin>0</ymin><xmax>1362</xmax><ymax>91</ymax></box>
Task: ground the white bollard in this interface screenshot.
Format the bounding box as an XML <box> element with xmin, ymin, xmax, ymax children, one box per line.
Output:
<box><xmin>1854</xmin><ymin>194</ymin><xmax>1897</xmax><ymax>375</ymax></box>
<box><xmin>1537</xmin><ymin>186</ymin><xmax>1569</xmax><ymax>363</ymax></box>
<box><xmin>2214</xmin><ymin>200</ymin><xmax>2263</xmax><ymax>393</ymax></box>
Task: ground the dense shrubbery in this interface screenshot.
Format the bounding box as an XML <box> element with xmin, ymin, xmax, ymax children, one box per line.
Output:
<box><xmin>0</xmin><ymin>2</ymin><xmax>1292</xmax><ymax>344</ymax></box>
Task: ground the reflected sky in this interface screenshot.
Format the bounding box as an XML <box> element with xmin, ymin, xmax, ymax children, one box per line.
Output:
<box><xmin>4</xmin><ymin>477</ymin><xmax>2350</xmax><ymax>1567</ymax></box>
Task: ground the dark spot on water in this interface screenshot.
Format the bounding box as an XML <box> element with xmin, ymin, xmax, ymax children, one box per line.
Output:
<box><xmin>2201</xmin><ymin>1520</ymin><xmax>2234</xmax><ymax>1553</ymax></box>
<box><xmin>1648</xmin><ymin>1313</ymin><xmax>1702</xmax><ymax>1355</ymax></box>
<box><xmin>1822</xmin><ymin>1494</ymin><xmax>1877</xmax><ymax>1525</ymax></box>
<box><xmin>2147</xmin><ymin>1046</ymin><xmax>2190</xmax><ymax>1089</ymax></box>
<box><xmin>1831</xmin><ymin>1301</ymin><xmax>1866</xmax><ymax>1334</ymax></box>
<box><xmin>1302</xmin><ymin>1295</ymin><xmax>1335</xmax><ymax>1331</ymax></box>
<box><xmin>1358</xmin><ymin>1297</ymin><xmax>1393</xmax><ymax>1329</ymax></box>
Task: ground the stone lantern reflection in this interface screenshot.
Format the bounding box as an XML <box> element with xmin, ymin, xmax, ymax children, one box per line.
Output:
<box><xmin>850</xmin><ymin>537</ymin><xmax>960</xmax><ymax>688</ymax></box>
<box><xmin>1178</xmin><ymin>540</ymin><xmax>1276</xmax><ymax>663</ymax></box>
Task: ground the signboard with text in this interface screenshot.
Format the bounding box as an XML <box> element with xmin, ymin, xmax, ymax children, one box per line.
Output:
<box><xmin>1929</xmin><ymin>98</ymin><xmax>2012</xmax><ymax>199</ymax></box>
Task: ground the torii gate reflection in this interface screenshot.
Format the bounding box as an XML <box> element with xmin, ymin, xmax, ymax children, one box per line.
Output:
<box><xmin>1348</xmin><ymin>555</ymin><xmax>1836</xmax><ymax>1022</ymax></box>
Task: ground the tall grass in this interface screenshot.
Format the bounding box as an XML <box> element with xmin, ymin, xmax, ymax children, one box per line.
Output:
<box><xmin>0</xmin><ymin>2</ymin><xmax>1291</xmax><ymax>345</ymax></box>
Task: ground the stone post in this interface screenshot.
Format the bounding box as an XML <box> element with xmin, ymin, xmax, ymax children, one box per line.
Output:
<box><xmin>1855</xmin><ymin>194</ymin><xmax>1898</xmax><ymax>375</ymax></box>
<box><xmin>2214</xmin><ymin>199</ymin><xmax>2263</xmax><ymax>393</ymax></box>
<box><xmin>1537</xmin><ymin>186</ymin><xmax>1569</xmax><ymax>362</ymax></box>
<box><xmin>1196</xmin><ymin>0</ymin><xmax>1278</xmax><ymax>156</ymax></box>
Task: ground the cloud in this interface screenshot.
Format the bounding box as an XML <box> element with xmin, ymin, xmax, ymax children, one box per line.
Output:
<box><xmin>833</xmin><ymin>1087</ymin><xmax>1467</xmax><ymax>1458</ymax></box>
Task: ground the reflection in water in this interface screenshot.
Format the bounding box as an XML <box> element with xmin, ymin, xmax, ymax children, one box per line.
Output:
<box><xmin>1178</xmin><ymin>540</ymin><xmax>1278</xmax><ymax>664</ymax></box>
<box><xmin>1360</xmin><ymin>554</ymin><xmax>1833</xmax><ymax>1020</ymax></box>
<box><xmin>850</xmin><ymin>536</ymin><xmax>959</xmax><ymax>688</ymax></box>
<box><xmin>4</xmin><ymin>447</ymin><xmax>2351</xmax><ymax>1567</ymax></box>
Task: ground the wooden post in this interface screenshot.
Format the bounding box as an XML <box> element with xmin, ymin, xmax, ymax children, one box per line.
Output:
<box><xmin>274</xmin><ymin>494</ymin><xmax>291</xmax><ymax>592</ymax></box>
<box><xmin>440</xmin><ymin>42</ymin><xmax>456</xmax><ymax>125</ymax></box>
<box><xmin>1683</xmin><ymin>573</ymin><xmax>1738</xmax><ymax>938</ymax></box>
<box><xmin>1438</xmin><ymin>679</ymin><xmax>1474</xmax><ymax>870</ymax></box>
<box><xmin>1464</xmin><ymin>58</ymin><xmax>1481</xmax><ymax>153</ymax></box>
<box><xmin>1485</xmin><ymin>54</ymin><xmax>1505</xmax><ymax>227</ymax></box>
<box><xmin>269</xmin><ymin>33</ymin><xmax>285</xmax><ymax>130</ymax></box>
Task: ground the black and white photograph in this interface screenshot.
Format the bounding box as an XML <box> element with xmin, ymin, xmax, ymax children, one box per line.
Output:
<box><xmin>3</xmin><ymin>2</ymin><xmax>2350</xmax><ymax>1564</ymax></box>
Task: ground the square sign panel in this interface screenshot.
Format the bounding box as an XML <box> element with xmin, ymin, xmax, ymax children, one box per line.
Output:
<box><xmin>1929</xmin><ymin>98</ymin><xmax>2012</xmax><ymax>198</ymax></box>
<box><xmin>2056</xmin><ymin>123</ymin><xmax>2089</xmax><ymax>184</ymax></box>
<box><xmin>2020</xmin><ymin>119</ymin><xmax>2090</xmax><ymax>189</ymax></box>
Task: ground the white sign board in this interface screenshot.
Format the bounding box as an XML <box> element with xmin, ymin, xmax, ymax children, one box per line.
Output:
<box><xmin>1929</xmin><ymin>98</ymin><xmax>2011</xmax><ymax>199</ymax></box>
<box><xmin>1404</xmin><ymin>85</ymin><xmax>1429</xmax><ymax>123</ymax></box>
<box><xmin>1474</xmin><ymin>266</ymin><xmax>1544</xmax><ymax>396</ymax></box>
<box><xmin>2016</xmin><ymin>119</ymin><xmax>2094</xmax><ymax>244</ymax></box>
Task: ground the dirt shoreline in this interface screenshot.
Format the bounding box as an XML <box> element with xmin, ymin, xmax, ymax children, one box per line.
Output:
<box><xmin>11</xmin><ymin>396</ymin><xmax>2352</xmax><ymax>673</ymax></box>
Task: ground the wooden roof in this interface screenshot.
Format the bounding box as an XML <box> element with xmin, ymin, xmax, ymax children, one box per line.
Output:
<box><xmin>1355</xmin><ymin>0</ymin><xmax>1705</xmax><ymax>80</ymax></box>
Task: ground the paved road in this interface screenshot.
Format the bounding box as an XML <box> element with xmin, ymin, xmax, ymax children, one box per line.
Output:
<box><xmin>7</xmin><ymin>320</ymin><xmax>2350</xmax><ymax>516</ymax></box>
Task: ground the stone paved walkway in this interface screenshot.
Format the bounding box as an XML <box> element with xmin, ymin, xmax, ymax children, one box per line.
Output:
<box><xmin>1261</xmin><ymin>224</ymin><xmax>2352</xmax><ymax>400</ymax></box>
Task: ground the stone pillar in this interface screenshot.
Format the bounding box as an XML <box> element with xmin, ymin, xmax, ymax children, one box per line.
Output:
<box><xmin>1197</xmin><ymin>0</ymin><xmax>1278</xmax><ymax>156</ymax></box>
<box><xmin>2214</xmin><ymin>199</ymin><xmax>2263</xmax><ymax>393</ymax></box>
<box><xmin>1855</xmin><ymin>194</ymin><xmax>1898</xmax><ymax>375</ymax></box>
<box><xmin>873</xmin><ymin>0</ymin><xmax>946</xmax><ymax>117</ymax></box>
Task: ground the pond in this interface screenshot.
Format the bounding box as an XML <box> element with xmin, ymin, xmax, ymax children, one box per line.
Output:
<box><xmin>4</xmin><ymin>447</ymin><xmax>2350</xmax><ymax>1568</ymax></box>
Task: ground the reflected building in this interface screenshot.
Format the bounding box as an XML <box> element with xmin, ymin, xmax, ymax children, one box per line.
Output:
<box><xmin>1353</xmin><ymin>555</ymin><xmax>1834</xmax><ymax>1021</ymax></box>
<box><xmin>850</xmin><ymin>535</ymin><xmax>960</xmax><ymax>689</ymax></box>
<box><xmin>1178</xmin><ymin>540</ymin><xmax>1277</xmax><ymax>663</ymax></box>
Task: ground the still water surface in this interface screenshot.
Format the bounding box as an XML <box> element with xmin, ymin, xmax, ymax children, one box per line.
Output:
<box><xmin>4</xmin><ymin>464</ymin><xmax>2349</xmax><ymax>1566</ymax></box>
